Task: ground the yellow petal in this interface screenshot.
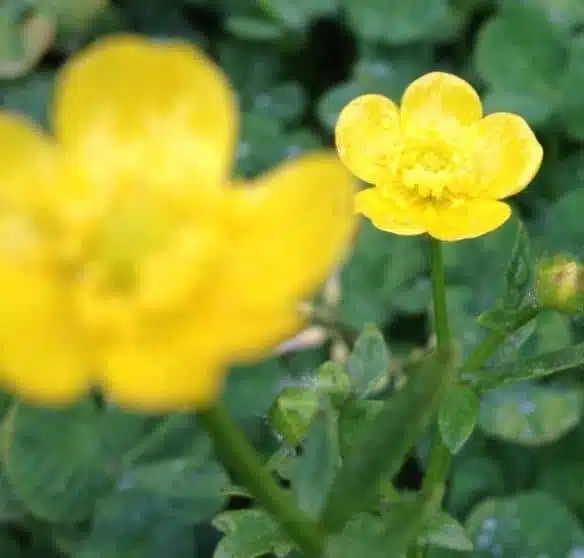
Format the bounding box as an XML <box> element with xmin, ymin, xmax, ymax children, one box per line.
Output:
<box><xmin>0</xmin><ymin>259</ymin><xmax>88</xmax><ymax>404</ymax></box>
<box><xmin>426</xmin><ymin>199</ymin><xmax>511</xmax><ymax>241</ymax></box>
<box><xmin>227</xmin><ymin>151</ymin><xmax>357</xmax><ymax>307</ymax></box>
<box><xmin>401</xmin><ymin>72</ymin><xmax>482</xmax><ymax>130</ymax></box>
<box><xmin>99</xmin><ymin>324</ymin><xmax>226</xmax><ymax>412</ymax></box>
<box><xmin>335</xmin><ymin>94</ymin><xmax>401</xmax><ymax>185</ymax></box>
<box><xmin>0</xmin><ymin>112</ymin><xmax>54</xmax><ymax>211</ymax></box>
<box><xmin>52</xmin><ymin>34</ymin><xmax>237</xmax><ymax>191</ymax></box>
<box><xmin>472</xmin><ymin>113</ymin><xmax>543</xmax><ymax>199</ymax></box>
<box><xmin>0</xmin><ymin>114</ymin><xmax>86</xmax><ymax>403</ymax></box>
<box><xmin>355</xmin><ymin>188</ymin><xmax>426</xmax><ymax>235</ymax></box>
<box><xmin>209</xmin><ymin>305</ymin><xmax>304</xmax><ymax>363</ymax></box>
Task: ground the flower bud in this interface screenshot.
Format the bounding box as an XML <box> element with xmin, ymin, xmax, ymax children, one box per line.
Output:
<box><xmin>535</xmin><ymin>255</ymin><xmax>584</xmax><ymax>314</ymax></box>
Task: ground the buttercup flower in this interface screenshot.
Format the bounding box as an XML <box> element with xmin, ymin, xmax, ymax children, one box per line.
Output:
<box><xmin>0</xmin><ymin>35</ymin><xmax>356</xmax><ymax>410</ymax></box>
<box><xmin>335</xmin><ymin>72</ymin><xmax>543</xmax><ymax>241</ymax></box>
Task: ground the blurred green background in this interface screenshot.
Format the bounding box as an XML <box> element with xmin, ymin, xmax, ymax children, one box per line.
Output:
<box><xmin>2</xmin><ymin>0</ymin><xmax>584</xmax><ymax>557</ymax></box>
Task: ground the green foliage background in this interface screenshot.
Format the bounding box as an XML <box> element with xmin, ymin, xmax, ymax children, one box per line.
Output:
<box><xmin>2</xmin><ymin>0</ymin><xmax>584</xmax><ymax>556</ymax></box>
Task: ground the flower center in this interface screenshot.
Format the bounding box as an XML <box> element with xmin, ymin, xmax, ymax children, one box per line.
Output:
<box><xmin>64</xmin><ymin>188</ymin><xmax>223</xmax><ymax>338</ymax></box>
<box><xmin>398</xmin><ymin>136</ymin><xmax>474</xmax><ymax>202</ymax></box>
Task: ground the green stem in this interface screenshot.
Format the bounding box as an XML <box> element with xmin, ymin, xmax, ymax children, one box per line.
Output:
<box><xmin>198</xmin><ymin>405</ymin><xmax>325</xmax><ymax>558</ymax></box>
<box><xmin>460</xmin><ymin>304</ymin><xmax>541</xmax><ymax>373</ymax></box>
<box><xmin>420</xmin><ymin>238</ymin><xmax>452</xmax><ymax>496</ymax></box>
<box><xmin>428</xmin><ymin>238</ymin><xmax>450</xmax><ymax>354</ymax></box>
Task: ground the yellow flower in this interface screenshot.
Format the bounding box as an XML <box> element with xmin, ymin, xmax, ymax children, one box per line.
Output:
<box><xmin>335</xmin><ymin>72</ymin><xmax>543</xmax><ymax>241</ymax></box>
<box><xmin>0</xmin><ymin>35</ymin><xmax>356</xmax><ymax>411</ymax></box>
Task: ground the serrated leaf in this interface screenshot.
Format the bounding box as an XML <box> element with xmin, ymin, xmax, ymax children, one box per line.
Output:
<box><xmin>321</xmin><ymin>350</ymin><xmax>455</xmax><ymax>531</ymax></box>
<box><xmin>478</xmin><ymin>384</ymin><xmax>581</xmax><ymax>446</ymax></box>
<box><xmin>292</xmin><ymin>399</ymin><xmax>340</xmax><ymax>518</ymax></box>
<box><xmin>461</xmin><ymin>341</ymin><xmax>584</xmax><ymax>393</ymax></box>
<box><xmin>438</xmin><ymin>385</ymin><xmax>479</xmax><ymax>454</ymax></box>
<box><xmin>213</xmin><ymin>509</ymin><xmax>292</xmax><ymax>558</ymax></box>
<box><xmin>346</xmin><ymin>325</ymin><xmax>390</xmax><ymax>397</ymax></box>
<box><xmin>4</xmin><ymin>400</ymin><xmax>110</xmax><ymax>522</ymax></box>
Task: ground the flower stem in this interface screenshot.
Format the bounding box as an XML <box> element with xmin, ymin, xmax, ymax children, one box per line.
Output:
<box><xmin>421</xmin><ymin>238</ymin><xmax>452</xmax><ymax>497</ymax></box>
<box><xmin>459</xmin><ymin>304</ymin><xmax>540</xmax><ymax>373</ymax></box>
<box><xmin>198</xmin><ymin>405</ymin><xmax>325</xmax><ymax>557</ymax></box>
<box><xmin>428</xmin><ymin>238</ymin><xmax>450</xmax><ymax>355</ymax></box>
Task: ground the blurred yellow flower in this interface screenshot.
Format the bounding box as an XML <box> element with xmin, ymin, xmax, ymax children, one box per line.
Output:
<box><xmin>335</xmin><ymin>72</ymin><xmax>543</xmax><ymax>241</ymax></box>
<box><xmin>0</xmin><ymin>35</ymin><xmax>356</xmax><ymax>411</ymax></box>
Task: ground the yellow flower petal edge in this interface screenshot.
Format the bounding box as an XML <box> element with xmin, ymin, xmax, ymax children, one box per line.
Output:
<box><xmin>335</xmin><ymin>94</ymin><xmax>400</xmax><ymax>186</ymax></box>
<box><xmin>334</xmin><ymin>71</ymin><xmax>543</xmax><ymax>242</ymax></box>
<box><xmin>53</xmin><ymin>34</ymin><xmax>238</xmax><ymax>192</ymax></box>
<box><xmin>0</xmin><ymin>35</ymin><xmax>357</xmax><ymax>411</ymax></box>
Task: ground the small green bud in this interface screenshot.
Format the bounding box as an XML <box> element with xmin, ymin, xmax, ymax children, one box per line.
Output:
<box><xmin>314</xmin><ymin>361</ymin><xmax>352</xmax><ymax>405</ymax></box>
<box><xmin>269</xmin><ymin>387</ymin><xmax>320</xmax><ymax>445</ymax></box>
<box><xmin>535</xmin><ymin>255</ymin><xmax>584</xmax><ymax>314</ymax></box>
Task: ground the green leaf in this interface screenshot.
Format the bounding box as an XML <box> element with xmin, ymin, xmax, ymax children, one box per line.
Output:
<box><xmin>537</xmin><ymin>462</ymin><xmax>584</xmax><ymax>518</ymax></box>
<box><xmin>474</xmin><ymin>2</ymin><xmax>567</xmax><ymax>124</ymax></box>
<box><xmin>4</xmin><ymin>400</ymin><xmax>110</xmax><ymax>522</ymax></box>
<box><xmin>226</xmin><ymin>15</ymin><xmax>285</xmax><ymax>41</ymax></box>
<box><xmin>342</xmin><ymin>0</ymin><xmax>449</xmax><ymax>44</ymax></box>
<box><xmin>213</xmin><ymin>509</ymin><xmax>292</xmax><ymax>558</ymax></box>
<box><xmin>321</xmin><ymin>350</ymin><xmax>455</xmax><ymax>531</ymax></box>
<box><xmin>478</xmin><ymin>384</ymin><xmax>581</xmax><ymax>446</ymax></box>
<box><xmin>223</xmin><ymin>359</ymin><xmax>286</xmax><ymax>419</ymax></box>
<box><xmin>337</xmin><ymin>221</ymin><xmax>426</xmax><ymax>328</ymax></box>
<box><xmin>99</xmin><ymin>406</ymin><xmax>160</xmax><ymax>466</ymax></box>
<box><xmin>76</xmin><ymin>490</ymin><xmax>196</xmax><ymax>558</ymax></box>
<box><xmin>325</xmin><ymin>514</ymin><xmax>388</xmax><ymax>558</ymax></box>
<box><xmin>502</xmin><ymin>220</ymin><xmax>532</xmax><ymax>309</ymax></box>
<box><xmin>461</xmin><ymin>341</ymin><xmax>584</xmax><ymax>393</ymax></box>
<box><xmin>269</xmin><ymin>387</ymin><xmax>320</xmax><ymax>445</ymax></box>
<box><xmin>0</xmin><ymin>533</ymin><xmax>23</xmax><ymax>558</ymax></box>
<box><xmin>218</xmin><ymin>40</ymin><xmax>282</xmax><ymax>106</ymax></box>
<box><xmin>447</xmin><ymin>457</ymin><xmax>504</xmax><ymax>517</ymax></box>
<box><xmin>314</xmin><ymin>361</ymin><xmax>352</xmax><ymax>405</ymax></box>
<box><xmin>338</xmin><ymin>399</ymin><xmax>384</xmax><ymax>458</ymax></box>
<box><xmin>498</xmin><ymin>0</ymin><xmax>584</xmax><ymax>31</ymax></box>
<box><xmin>438</xmin><ymin>384</ymin><xmax>479</xmax><ymax>454</ymax></box>
<box><xmin>292</xmin><ymin>399</ymin><xmax>340</xmax><ymax>518</ymax></box>
<box><xmin>120</xmin><ymin>456</ymin><xmax>229</xmax><ymax>523</ymax></box>
<box><xmin>558</xmin><ymin>37</ymin><xmax>584</xmax><ymax>141</ymax></box>
<box><xmin>466</xmin><ymin>492</ymin><xmax>584</xmax><ymax>556</ymax></box>
<box><xmin>119</xmin><ymin>414</ymin><xmax>201</xmax><ymax>465</ymax></box>
<box><xmin>381</xmin><ymin>492</ymin><xmax>440</xmax><ymax>555</ymax></box>
<box><xmin>421</xmin><ymin>510</ymin><xmax>473</xmax><ymax>552</ymax></box>
<box><xmin>481</xmin><ymin>87</ymin><xmax>554</xmax><ymax>126</ymax></box>
<box><xmin>0</xmin><ymin>467</ymin><xmax>26</xmax><ymax>522</ymax></box>
<box><xmin>249</xmin><ymin>81</ymin><xmax>307</xmax><ymax>125</ymax></box>
<box><xmin>327</xmin><ymin>492</ymin><xmax>437</xmax><ymax>558</ymax></box>
<box><xmin>538</xmin><ymin>188</ymin><xmax>584</xmax><ymax>259</ymax></box>
<box><xmin>1</xmin><ymin>71</ymin><xmax>54</xmax><ymax>127</ymax></box>
<box><xmin>259</xmin><ymin>0</ymin><xmax>338</xmax><ymax>30</ymax></box>
<box><xmin>346</xmin><ymin>325</ymin><xmax>390</xmax><ymax>397</ymax></box>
